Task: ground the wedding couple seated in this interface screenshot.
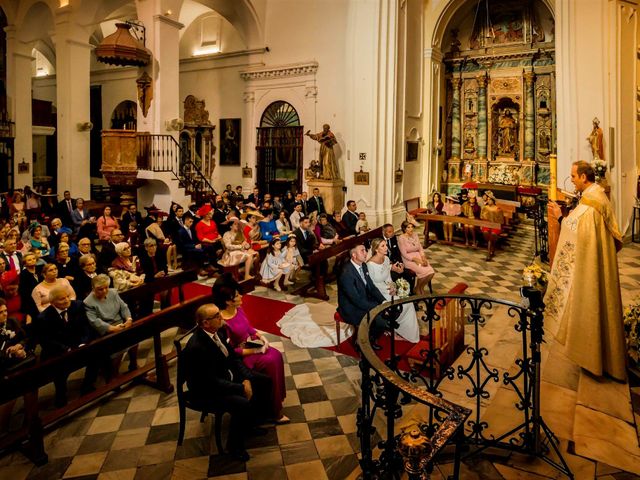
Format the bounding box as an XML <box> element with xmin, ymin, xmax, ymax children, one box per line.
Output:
<box><xmin>337</xmin><ymin>242</ymin><xmax>420</xmax><ymax>348</ymax></box>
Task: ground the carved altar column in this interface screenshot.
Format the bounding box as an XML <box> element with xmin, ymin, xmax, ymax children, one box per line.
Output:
<box><xmin>476</xmin><ymin>73</ymin><xmax>488</xmax><ymax>181</ymax></box>
<box><xmin>451</xmin><ymin>77</ymin><xmax>462</xmax><ymax>162</ymax></box>
<box><xmin>523</xmin><ymin>71</ymin><xmax>536</xmax><ymax>162</ymax></box>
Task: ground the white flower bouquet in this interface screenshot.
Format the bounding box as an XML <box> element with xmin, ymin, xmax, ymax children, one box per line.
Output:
<box><xmin>395</xmin><ymin>278</ymin><xmax>410</xmax><ymax>298</ymax></box>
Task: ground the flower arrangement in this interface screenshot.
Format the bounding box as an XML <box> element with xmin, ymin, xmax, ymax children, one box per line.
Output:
<box><xmin>592</xmin><ymin>159</ymin><xmax>607</xmax><ymax>182</ymax></box>
<box><xmin>395</xmin><ymin>278</ymin><xmax>411</xmax><ymax>298</ymax></box>
<box><xmin>522</xmin><ymin>264</ymin><xmax>548</xmax><ymax>289</ymax></box>
<box><xmin>624</xmin><ymin>298</ymin><xmax>640</xmax><ymax>367</ymax></box>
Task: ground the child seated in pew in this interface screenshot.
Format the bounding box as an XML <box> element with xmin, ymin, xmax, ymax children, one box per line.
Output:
<box><xmin>259</xmin><ymin>238</ymin><xmax>293</xmax><ymax>291</ymax></box>
<box><xmin>356</xmin><ymin>212</ymin><xmax>370</xmax><ymax>234</ymax></box>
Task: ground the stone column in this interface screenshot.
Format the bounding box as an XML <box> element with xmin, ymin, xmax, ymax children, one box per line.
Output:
<box><xmin>451</xmin><ymin>77</ymin><xmax>462</xmax><ymax>161</ymax></box>
<box><xmin>422</xmin><ymin>47</ymin><xmax>443</xmax><ymax>202</ymax></box>
<box><xmin>53</xmin><ymin>8</ymin><xmax>91</xmax><ymax>198</ymax></box>
<box><xmin>523</xmin><ymin>71</ymin><xmax>536</xmax><ymax>162</ymax></box>
<box><xmin>242</xmin><ymin>91</ymin><xmax>255</xmax><ymax>190</ymax></box>
<box><xmin>4</xmin><ymin>26</ymin><xmax>33</xmax><ymax>188</ymax></box>
<box><xmin>135</xmin><ymin>5</ymin><xmax>183</xmax><ymax>135</ymax></box>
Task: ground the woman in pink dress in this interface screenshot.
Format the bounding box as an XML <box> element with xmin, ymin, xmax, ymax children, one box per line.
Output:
<box><xmin>97</xmin><ymin>206</ymin><xmax>120</xmax><ymax>242</ymax></box>
<box><xmin>398</xmin><ymin>220</ymin><xmax>435</xmax><ymax>295</ymax></box>
<box><xmin>212</xmin><ymin>276</ymin><xmax>289</xmax><ymax>424</ymax></box>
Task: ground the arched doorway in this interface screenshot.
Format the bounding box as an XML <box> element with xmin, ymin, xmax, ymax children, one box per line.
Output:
<box><xmin>256</xmin><ymin>101</ymin><xmax>303</xmax><ymax>196</ymax></box>
<box><xmin>110</xmin><ymin>100</ymin><xmax>137</xmax><ymax>130</ymax></box>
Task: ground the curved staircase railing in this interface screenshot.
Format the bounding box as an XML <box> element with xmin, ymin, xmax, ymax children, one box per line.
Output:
<box><xmin>137</xmin><ymin>133</ymin><xmax>217</xmax><ymax>204</ymax></box>
<box><xmin>356</xmin><ymin>289</ymin><xmax>573</xmax><ymax>479</ymax></box>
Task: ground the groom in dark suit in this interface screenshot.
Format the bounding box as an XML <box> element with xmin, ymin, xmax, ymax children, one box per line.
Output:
<box><xmin>182</xmin><ymin>304</ymin><xmax>271</xmax><ymax>461</ymax></box>
<box><xmin>337</xmin><ymin>244</ymin><xmax>387</xmax><ymax>350</ymax></box>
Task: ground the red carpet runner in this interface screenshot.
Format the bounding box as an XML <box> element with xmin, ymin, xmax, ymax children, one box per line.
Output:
<box><xmin>182</xmin><ymin>282</ymin><xmax>416</xmax><ymax>367</ymax></box>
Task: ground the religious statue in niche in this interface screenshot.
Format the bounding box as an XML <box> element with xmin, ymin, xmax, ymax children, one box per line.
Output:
<box><xmin>136</xmin><ymin>72</ymin><xmax>153</xmax><ymax>118</ymax></box>
<box><xmin>305</xmin><ymin>124</ymin><xmax>340</xmax><ymax>180</ymax></box>
<box><xmin>497</xmin><ymin>108</ymin><xmax>518</xmax><ymax>156</ymax></box>
<box><xmin>464</xmin><ymin>133</ymin><xmax>476</xmax><ymax>154</ymax></box>
<box><xmin>587</xmin><ymin>117</ymin><xmax>604</xmax><ymax>161</ymax></box>
<box><xmin>539</xmin><ymin>131</ymin><xmax>551</xmax><ymax>154</ymax></box>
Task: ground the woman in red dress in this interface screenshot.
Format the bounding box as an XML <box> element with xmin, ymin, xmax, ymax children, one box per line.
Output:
<box><xmin>195</xmin><ymin>204</ymin><xmax>222</xmax><ymax>261</ymax></box>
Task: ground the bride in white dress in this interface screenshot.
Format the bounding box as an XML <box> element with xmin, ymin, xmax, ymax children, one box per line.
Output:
<box><xmin>367</xmin><ymin>238</ymin><xmax>420</xmax><ymax>343</ymax></box>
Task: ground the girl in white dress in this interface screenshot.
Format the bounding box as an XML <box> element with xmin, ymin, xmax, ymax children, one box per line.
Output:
<box><xmin>259</xmin><ymin>238</ymin><xmax>292</xmax><ymax>291</ymax></box>
<box><xmin>367</xmin><ymin>238</ymin><xmax>420</xmax><ymax>342</ymax></box>
<box><xmin>282</xmin><ymin>236</ymin><xmax>303</xmax><ymax>282</ymax></box>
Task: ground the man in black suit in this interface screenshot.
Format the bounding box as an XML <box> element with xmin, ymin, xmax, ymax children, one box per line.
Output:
<box><xmin>246</xmin><ymin>187</ymin><xmax>261</xmax><ymax>208</ymax></box>
<box><xmin>337</xmin><ymin>244</ymin><xmax>387</xmax><ymax>350</ymax></box>
<box><xmin>175</xmin><ymin>215</ymin><xmax>208</xmax><ymax>271</ymax></box>
<box><xmin>382</xmin><ymin>224</ymin><xmax>415</xmax><ymax>294</ymax></box>
<box><xmin>35</xmin><ymin>287</ymin><xmax>96</xmax><ymax>406</ymax></box>
<box><xmin>98</xmin><ymin>229</ymin><xmax>125</xmax><ymax>271</ymax></box>
<box><xmin>307</xmin><ymin>188</ymin><xmax>326</xmax><ymax>215</ymax></box>
<box><xmin>182</xmin><ymin>303</ymin><xmax>272</xmax><ymax>460</ymax></box>
<box><xmin>1</xmin><ymin>238</ymin><xmax>22</xmax><ymax>274</ymax></box>
<box><xmin>231</xmin><ymin>185</ymin><xmax>244</xmax><ymax>203</ymax></box>
<box><xmin>57</xmin><ymin>190</ymin><xmax>76</xmax><ymax>228</ymax></box>
<box><xmin>292</xmin><ymin>216</ymin><xmax>317</xmax><ymax>264</ymax></box>
<box><xmin>341</xmin><ymin>200</ymin><xmax>359</xmax><ymax>236</ymax></box>
<box><xmin>121</xmin><ymin>204</ymin><xmax>144</xmax><ymax>231</ymax></box>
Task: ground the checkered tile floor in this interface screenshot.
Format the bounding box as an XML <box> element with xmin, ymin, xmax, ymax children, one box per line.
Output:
<box><xmin>1</xmin><ymin>220</ymin><xmax>639</xmax><ymax>479</ymax></box>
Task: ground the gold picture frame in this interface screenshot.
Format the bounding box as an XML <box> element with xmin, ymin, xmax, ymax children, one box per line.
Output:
<box><xmin>354</xmin><ymin>170</ymin><xmax>369</xmax><ymax>185</ymax></box>
<box><xmin>18</xmin><ymin>160</ymin><xmax>29</xmax><ymax>174</ymax></box>
<box><xmin>242</xmin><ymin>166</ymin><xmax>253</xmax><ymax>178</ymax></box>
<box><xmin>395</xmin><ymin>169</ymin><xmax>403</xmax><ymax>183</ymax></box>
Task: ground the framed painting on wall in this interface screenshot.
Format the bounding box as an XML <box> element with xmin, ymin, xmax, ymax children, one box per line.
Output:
<box><xmin>406</xmin><ymin>141</ymin><xmax>419</xmax><ymax>162</ymax></box>
<box><xmin>220</xmin><ymin>118</ymin><xmax>241</xmax><ymax>166</ymax></box>
<box><xmin>354</xmin><ymin>170</ymin><xmax>369</xmax><ymax>185</ymax></box>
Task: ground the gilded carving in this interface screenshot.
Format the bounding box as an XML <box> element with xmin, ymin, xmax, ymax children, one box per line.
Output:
<box><xmin>183</xmin><ymin>95</ymin><xmax>211</xmax><ymax>125</ymax></box>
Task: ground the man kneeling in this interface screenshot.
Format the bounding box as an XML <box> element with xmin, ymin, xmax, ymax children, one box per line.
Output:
<box><xmin>182</xmin><ymin>303</ymin><xmax>272</xmax><ymax>461</ymax></box>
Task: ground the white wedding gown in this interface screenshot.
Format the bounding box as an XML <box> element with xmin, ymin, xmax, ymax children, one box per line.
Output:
<box><xmin>276</xmin><ymin>302</ymin><xmax>354</xmax><ymax>348</ymax></box>
<box><xmin>367</xmin><ymin>257</ymin><xmax>420</xmax><ymax>343</ymax></box>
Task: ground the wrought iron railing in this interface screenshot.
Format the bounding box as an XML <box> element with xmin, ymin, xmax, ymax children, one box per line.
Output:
<box><xmin>526</xmin><ymin>194</ymin><xmax>549</xmax><ymax>262</ymax></box>
<box><xmin>357</xmin><ymin>288</ymin><xmax>573</xmax><ymax>479</ymax></box>
<box><xmin>136</xmin><ymin>133</ymin><xmax>216</xmax><ymax>203</ymax></box>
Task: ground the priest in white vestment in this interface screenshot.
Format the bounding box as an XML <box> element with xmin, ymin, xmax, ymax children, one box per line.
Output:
<box><xmin>545</xmin><ymin>161</ymin><xmax>626</xmax><ymax>381</ymax></box>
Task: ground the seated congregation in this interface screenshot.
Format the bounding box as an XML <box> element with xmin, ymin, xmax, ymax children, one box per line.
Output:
<box><xmin>0</xmin><ymin>182</ymin><xmax>516</xmax><ymax>463</ymax></box>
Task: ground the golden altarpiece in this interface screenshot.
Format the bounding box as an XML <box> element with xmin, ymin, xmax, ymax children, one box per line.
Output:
<box><xmin>441</xmin><ymin>1</ymin><xmax>555</xmax><ymax>202</ymax></box>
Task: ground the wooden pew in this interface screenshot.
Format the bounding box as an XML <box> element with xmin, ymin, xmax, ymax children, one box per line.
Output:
<box><xmin>416</xmin><ymin>213</ymin><xmax>502</xmax><ymax>254</ymax></box>
<box><xmin>293</xmin><ymin>227</ymin><xmax>383</xmax><ymax>301</ymax></box>
<box><xmin>119</xmin><ymin>268</ymin><xmax>199</xmax><ymax>317</ymax></box>
<box><xmin>0</xmin><ymin>293</ymin><xmax>212</xmax><ymax>465</ymax></box>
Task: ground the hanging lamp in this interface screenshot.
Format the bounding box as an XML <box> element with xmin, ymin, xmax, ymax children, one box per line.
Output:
<box><xmin>95</xmin><ymin>22</ymin><xmax>151</xmax><ymax>67</ymax></box>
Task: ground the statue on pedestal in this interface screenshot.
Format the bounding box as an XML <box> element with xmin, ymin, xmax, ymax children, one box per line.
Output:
<box><xmin>306</xmin><ymin>124</ymin><xmax>340</xmax><ymax>180</ymax></box>
<box><xmin>587</xmin><ymin>117</ymin><xmax>604</xmax><ymax>161</ymax></box>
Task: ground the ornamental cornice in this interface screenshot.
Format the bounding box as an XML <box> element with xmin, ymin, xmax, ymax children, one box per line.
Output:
<box><xmin>240</xmin><ymin>61</ymin><xmax>318</xmax><ymax>81</ymax></box>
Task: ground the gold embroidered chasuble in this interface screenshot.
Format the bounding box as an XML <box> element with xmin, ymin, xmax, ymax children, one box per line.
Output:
<box><xmin>543</xmin><ymin>183</ymin><xmax>626</xmax><ymax>381</ymax></box>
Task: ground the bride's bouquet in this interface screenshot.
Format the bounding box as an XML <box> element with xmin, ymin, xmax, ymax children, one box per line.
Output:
<box><xmin>395</xmin><ymin>278</ymin><xmax>410</xmax><ymax>298</ymax></box>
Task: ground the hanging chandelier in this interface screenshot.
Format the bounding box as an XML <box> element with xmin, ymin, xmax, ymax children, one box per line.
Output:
<box><xmin>95</xmin><ymin>21</ymin><xmax>151</xmax><ymax>67</ymax></box>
